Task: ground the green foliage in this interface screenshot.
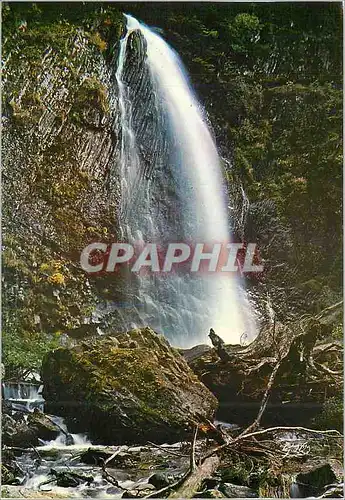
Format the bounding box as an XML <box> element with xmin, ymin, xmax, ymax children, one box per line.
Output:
<box><xmin>313</xmin><ymin>395</ymin><xmax>344</xmax><ymax>432</ymax></box>
<box><xmin>228</xmin><ymin>13</ymin><xmax>261</xmax><ymax>53</ymax></box>
<box><xmin>2</xmin><ymin>329</ymin><xmax>60</xmax><ymax>379</ymax></box>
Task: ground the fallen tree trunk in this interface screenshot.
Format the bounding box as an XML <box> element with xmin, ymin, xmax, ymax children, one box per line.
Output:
<box><xmin>168</xmin><ymin>455</ymin><xmax>220</xmax><ymax>498</ymax></box>
<box><xmin>164</xmin><ymin>305</ymin><xmax>343</xmax><ymax>499</ymax></box>
<box><xmin>189</xmin><ymin>306</ymin><xmax>343</xmax><ymax>428</ymax></box>
<box><xmin>145</xmin><ymin>427</ymin><xmax>222</xmax><ymax>499</ymax></box>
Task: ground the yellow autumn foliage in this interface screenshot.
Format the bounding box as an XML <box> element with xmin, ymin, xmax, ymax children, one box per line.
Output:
<box><xmin>48</xmin><ymin>272</ymin><xmax>65</xmax><ymax>285</ymax></box>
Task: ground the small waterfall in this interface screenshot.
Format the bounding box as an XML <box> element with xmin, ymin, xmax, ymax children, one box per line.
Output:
<box><xmin>38</xmin><ymin>415</ymin><xmax>91</xmax><ymax>449</ymax></box>
<box><xmin>2</xmin><ymin>381</ymin><xmax>44</xmax><ymax>411</ymax></box>
<box><xmin>114</xmin><ymin>15</ymin><xmax>257</xmax><ymax>347</ymax></box>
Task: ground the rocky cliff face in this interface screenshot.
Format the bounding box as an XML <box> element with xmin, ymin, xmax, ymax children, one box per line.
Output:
<box><xmin>2</xmin><ymin>10</ymin><xmax>128</xmax><ymax>372</ymax></box>
<box><xmin>41</xmin><ymin>327</ymin><xmax>218</xmax><ymax>444</ymax></box>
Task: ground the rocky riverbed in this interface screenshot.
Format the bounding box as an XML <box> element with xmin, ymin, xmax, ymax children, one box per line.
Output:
<box><xmin>2</xmin><ymin>327</ymin><xmax>344</xmax><ymax>498</ymax></box>
<box><xmin>2</xmin><ymin>429</ymin><xmax>201</xmax><ymax>498</ymax></box>
<box><xmin>2</xmin><ymin>407</ymin><xmax>343</xmax><ymax>499</ymax></box>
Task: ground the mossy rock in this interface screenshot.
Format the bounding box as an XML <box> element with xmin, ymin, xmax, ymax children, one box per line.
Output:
<box><xmin>42</xmin><ymin>327</ymin><xmax>218</xmax><ymax>444</ymax></box>
<box><xmin>27</xmin><ymin>408</ymin><xmax>61</xmax><ymax>441</ymax></box>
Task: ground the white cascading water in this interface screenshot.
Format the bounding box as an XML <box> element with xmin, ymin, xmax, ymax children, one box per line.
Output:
<box><xmin>38</xmin><ymin>415</ymin><xmax>91</xmax><ymax>449</ymax></box>
<box><xmin>2</xmin><ymin>381</ymin><xmax>45</xmax><ymax>411</ymax></box>
<box><xmin>114</xmin><ymin>15</ymin><xmax>257</xmax><ymax>347</ymax></box>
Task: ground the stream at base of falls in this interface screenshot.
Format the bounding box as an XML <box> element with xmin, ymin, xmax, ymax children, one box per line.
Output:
<box><xmin>4</xmin><ymin>412</ymin><xmax>318</xmax><ymax>499</ymax></box>
<box><xmin>1</xmin><ymin>384</ymin><xmax>227</xmax><ymax>497</ymax></box>
<box><xmin>2</xmin><ymin>383</ymin><xmax>336</xmax><ymax>498</ymax></box>
<box><xmin>4</xmin><ymin>414</ymin><xmax>196</xmax><ymax>498</ymax></box>
<box><xmin>2</xmin><ymin>382</ymin><xmax>196</xmax><ymax>497</ymax></box>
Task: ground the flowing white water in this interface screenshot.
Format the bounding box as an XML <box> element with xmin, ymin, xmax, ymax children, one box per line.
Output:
<box><xmin>2</xmin><ymin>381</ymin><xmax>45</xmax><ymax>411</ymax></box>
<box><xmin>115</xmin><ymin>15</ymin><xmax>257</xmax><ymax>347</ymax></box>
<box><xmin>38</xmin><ymin>415</ymin><xmax>91</xmax><ymax>449</ymax></box>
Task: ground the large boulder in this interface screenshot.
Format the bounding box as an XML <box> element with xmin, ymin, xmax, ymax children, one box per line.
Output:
<box><xmin>27</xmin><ymin>408</ymin><xmax>61</xmax><ymax>441</ymax></box>
<box><xmin>42</xmin><ymin>327</ymin><xmax>218</xmax><ymax>444</ymax></box>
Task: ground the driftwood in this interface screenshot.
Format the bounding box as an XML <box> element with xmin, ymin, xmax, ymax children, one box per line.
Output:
<box><xmin>149</xmin><ymin>308</ymin><xmax>343</xmax><ymax>498</ymax></box>
<box><xmin>144</xmin><ymin>428</ymin><xmax>198</xmax><ymax>499</ymax></box>
<box><xmin>168</xmin><ymin>455</ymin><xmax>220</xmax><ymax>498</ymax></box>
<box><xmin>239</xmin><ymin>358</ymin><xmax>282</xmax><ymax>436</ymax></box>
<box><xmin>39</xmin><ymin>469</ymin><xmax>94</xmax><ymax>490</ymax></box>
<box><xmin>198</xmin><ymin>350</ymin><xmax>342</xmax><ymax>466</ymax></box>
<box><xmin>100</xmin><ymin>464</ymin><xmax>127</xmax><ymax>491</ymax></box>
<box><xmin>145</xmin><ymin>469</ymin><xmax>192</xmax><ymax>499</ymax></box>
<box><xmin>147</xmin><ymin>425</ymin><xmax>225</xmax><ymax>498</ymax></box>
<box><xmin>29</xmin><ymin>443</ymin><xmax>42</xmax><ymax>464</ymax></box>
<box><xmin>190</xmin><ymin>303</ymin><xmax>343</xmax><ymax>431</ymax></box>
<box><xmin>104</xmin><ymin>445</ymin><xmax>127</xmax><ymax>466</ymax></box>
<box><xmin>144</xmin><ymin>428</ymin><xmax>220</xmax><ymax>499</ymax></box>
<box><xmin>147</xmin><ymin>441</ymin><xmax>189</xmax><ymax>457</ymax></box>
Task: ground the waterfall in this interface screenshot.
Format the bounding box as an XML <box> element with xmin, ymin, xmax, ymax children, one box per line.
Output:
<box><xmin>2</xmin><ymin>381</ymin><xmax>44</xmax><ymax>411</ymax></box>
<box><xmin>38</xmin><ymin>415</ymin><xmax>91</xmax><ymax>449</ymax></box>
<box><xmin>114</xmin><ymin>15</ymin><xmax>257</xmax><ymax>347</ymax></box>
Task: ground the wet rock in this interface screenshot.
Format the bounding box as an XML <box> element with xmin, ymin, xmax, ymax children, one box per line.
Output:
<box><xmin>27</xmin><ymin>408</ymin><xmax>60</xmax><ymax>441</ymax></box>
<box><xmin>80</xmin><ymin>448</ymin><xmax>113</xmax><ymax>466</ymax></box>
<box><xmin>3</xmin><ymin>407</ymin><xmax>66</xmax><ymax>448</ymax></box>
<box><xmin>82</xmin><ymin>489</ymin><xmax>100</xmax><ymax>498</ymax></box>
<box><xmin>106</xmin><ymin>486</ymin><xmax>123</xmax><ymax>495</ymax></box>
<box><xmin>294</xmin><ymin>462</ymin><xmax>339</xmax><ymax>497</ymax></box>
<box><xmin>42</xmin><ymin>327</ymin><xmax>218</xmax><ymax>444</ymax></box>
<box><xmin>219</xmin><ymin>483</ymin><xmax>258</xmax><ymax>498</ymax></box>
<box><xmin>2</xmin><ymin>413</ymin><xmax>38</xmax><ymax>447</ymax></box>
<box><xmin>148</xmin><ymin>472</ymin><xmax>172</xmax><ymax>489</ymax></box>
<box><xmin>49</xmin><ymin>469</ymin><xmax>94</xmax><ymax>488</ymax></box>
<box><xmin>65</xmin><ymin>433</ymin><xmax>74</xmax><ymax>446</ymax></box>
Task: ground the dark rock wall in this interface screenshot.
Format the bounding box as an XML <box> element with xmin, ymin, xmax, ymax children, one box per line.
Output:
<box><xmin>2</xmin><ymin>11</ymin><xmax>125</xmax><ymax>370</ymax></box>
